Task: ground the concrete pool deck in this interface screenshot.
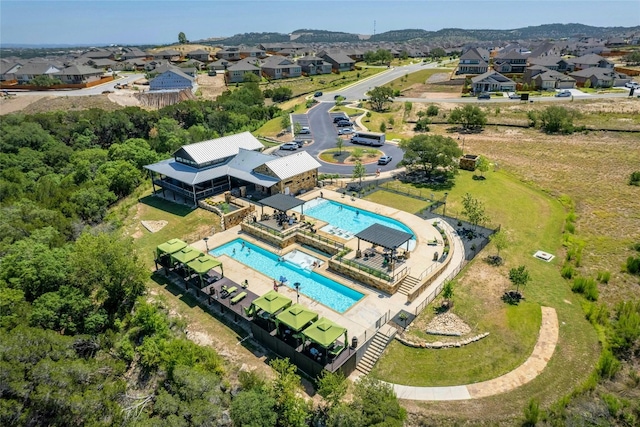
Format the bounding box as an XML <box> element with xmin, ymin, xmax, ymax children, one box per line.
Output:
<box><xmin>190</xmin><ymin>188</ymin><xmax>467</xmax><ymax>344</ymax></box>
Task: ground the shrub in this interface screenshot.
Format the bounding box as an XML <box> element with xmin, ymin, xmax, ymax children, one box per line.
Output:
<box><xmin>596</xmin><ymin>271</ymin><xmax>611</xmax><ymax>284</ymax></box>
<box><xmin>585</xmin><ymin>303</ymin><xmax>609</xmax><ymax>326</ymax></box>
<box><xmin>596</xmin><ymin>350</ymin><xmax>621</xmax><ymax>380</ymax></box>
<box><xmin>626</xmin><ymin>256</ymin><xmax>640</xmax><ymax>275</ymax></box>
<box><xmin>426</xmin><ymin>105</ymin><xmax>439</xmax><ymax>116</ymax></box>
<box><xmin>561</xmin><ymin>263</ymin><xmax>575</xmax><ymax>279</ymax></box>
<box><xmin>523</xmin><ymin>398</ymin><xmax>541</xmax><ymax>426</ymax></box>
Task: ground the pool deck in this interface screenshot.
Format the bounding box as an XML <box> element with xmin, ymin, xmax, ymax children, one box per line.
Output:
<box><xmin>190</xmin><ymin>188</ymin><xmax>466</xmax><ymax>343</ymax></box>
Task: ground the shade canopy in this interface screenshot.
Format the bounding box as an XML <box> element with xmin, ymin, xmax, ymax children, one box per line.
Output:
<box><xmin>186</xmin><ymin>254</ymin><xmax>222</xmax><ymax>274</ymax></box>
<box><xmin>157</xmin><ymin>238</ymin><xmax>187</xmax><ymax>256</ymax></box>
<box><xmin>170</xmin><ymin>246</ymin><xmax>204</xmax><ymax>265</ymax></box>
<box><xmin>275</xmin><ymin>304</ymin><xmax>319</xmax><ymax>332</ymax></box>
<box><xmin>302</xmin><ymin>317</ymin><xmax>347</xmax><ymax>349</ymax></box>
<box><xmin>354</xmin><ymin>223</ymin><xmax>413</xmax><ymax>250</ymax></box>
<box><xmin>259</xmin><ymin>193</ymin><xmax>305</xmax><ymax>212</ymax></box>
<box><xmin>251</xmin><ymin>290</ymin><xmax>292</xmax><ymax>316</ymax></box>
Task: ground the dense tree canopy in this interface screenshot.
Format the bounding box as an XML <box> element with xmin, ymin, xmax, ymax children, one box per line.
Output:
<box><xmin>367</xmin><ymin>86</ymin><xmax>395</xmax><ymax>112</ymax></box>
<box><xmin>399</xmin><ymin>134</ymin><xmax>463</xmax><ymax>178</ymax></box>
<box><xmin>448</xmin><ymin>104</ymin><xmax>487</xmax><ymax>130</ymax></box>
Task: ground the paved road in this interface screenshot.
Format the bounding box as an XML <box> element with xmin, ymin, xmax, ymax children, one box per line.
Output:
<box><xmin>7</xmin><ymin>73</ymin><xmax>146</xmax><ymax>96</ymax></box>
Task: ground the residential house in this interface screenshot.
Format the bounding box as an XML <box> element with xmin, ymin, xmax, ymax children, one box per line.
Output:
<box><xmin>181</xmin><ymin>59</ymin><xmax>205</xmax><ymax>71</ymax></box>
<box><xmin>186</xmin><ymin>49</ymin><xmax>211</xmax><ymax>62</ymax></box>
<box><xmin>85</xmin><ymin>58</ymin><xmax>118</xmax><ymax>70</ymax></box>
<box><xmin>209</xmin><ymin>58</ymin><xmax>231</xmax><ymax>71</ymax></box>
<box><xmin>216</xmin><ymin>47</ymin><xmax>241</xmax><ymax>61</ymax></box>
<box><xmin>296</xmin><ymin>56</ymin><xmax>332</xmax><ymax>75</ymax></box>
<box><xmin>14</xmin><ymin>62</ymin><xmax>62</xmax><ymax>84</ymax></box>
<box><xmin>144</xmin><ymin>132</ymin><xmax>320</xmax><ymax>204</ymax></box>
<box><xmin>528</xmin><ymin>41</ymin><xmax>564</xmax><ymax>58</ymax></box>
<box><xmin>569</xmin><ymin>53</ymin><xmax>614</xmax><ymax>70</ymax></box>
<box><xmin>152</xmin><ymin>49</ymin><xmax>182</xmax><ymax>61</ymax></box>
<box><xmin>0</xmin><ymin>61</ymin><xmax>22</xmax><ymax>82</ymax></box>
<box><xmin>527</xmin><ymin>56</ymin><xmax>574</xmax><ymax>73</ymax></box>
<box><xmin>149</xmin><ymin>68</ymin><xmax>195</xmax><ymax>91</ymax></box>
<box><xmin>493</xmin><ymin>50</ymin><xmax>528</xmax><ymax>73</ymax></box>
<box><xmin>239</xmin><ymin>46</ymin><xmax>267</xmax><ymax>59</ymax></box>
<box><xmin>319</xmin><ymin>52</ymin><xmax>355</xmax><ymax>72</ymax></box>
<box><xmin>569</xmin><ymin>68</ymin><xmax>630</xmax><ymax>88</ymax></box>
<box><xmin>80</xmin><ymin>49</ymin><xmax>116</xmax><ymax>60</ymax></box>
<box><xmin>55</xmin><ymin>65</ymin><xmax>104</xmax><ymax>84</ymax></box>
<box><xmin>471</xmin><ymin>70</ymin><xmax>516</xmax><ymax>93</ymax></box>
<box><xmin>260</xmin><ymin>56</ymin><xmax>302</xmax><ymax>80</ymax></box>
<box><xmin>524</xmin><ymin>67</ymin><xmax>576</xmax><ymax>90</ymax></box>
<box><xmin>259</xmin><ymin>43</ymin><xmax>307</xmax><ymax>54</ymax></box>
<box><xmin>605</xmin><ymin>37</ymin><xmax>627</xmax><ymax>48</ymax></box>
<box><xmin>456</xmin><ymin>48</ymin><xmax>489</xmax><ymax>75</ymax></box>
<box><xmin>121</xmin><ymin>47</ymin><xmax>148</xmax><ymax>60</ymax></box>
<box><xmin>225</xmin><ymin>61</ymin><xmax>261</xmax><ymax>84</ymax></box>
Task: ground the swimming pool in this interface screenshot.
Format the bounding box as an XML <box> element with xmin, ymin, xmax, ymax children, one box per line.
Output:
<box><xmin>297</xmin><ymin>199</ymin><xmax>416</xmax><ymax>250</ymax></box>
<box><xmin>211</xmin><ymin>239</ymin><xmax>363</xmax><ymax>313</ymax></box>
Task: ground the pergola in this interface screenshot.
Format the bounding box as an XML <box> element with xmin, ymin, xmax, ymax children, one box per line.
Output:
<box><xmin>275</xmin><ymin>304</ymin><xmax>319</xmax><ymax>335</ymax></box>
<box><xmin>354</xmin><ymin>224</ymin><xmax>413</xmax><ymax>275</ymax></box>
<box><xmin>155</xmin><ymin>238</ymin><xmax>187</xmax><ymax>269</ymax></box>
<box><xmin>302</xmin><ymin>317</ymin><xmax>348</xmax><ymax>363</ymax></box>
<box><xmin>169</xmin><ymin>246</ymin><xmax>204</xmax><ymax>272</ymax></box>
<box><xmin>258</xmin><ymin>193</ymin><xmax>306</xmax><ymax>217</ymax></box>
<box><xmin>186</xmin><ymin>254</ymin><xmax>224</xmax><ymax>288</ymax></box>
<box><xmin>248</xmin><ymin>289</ymin><xmax>292</xmax><ymax>318</ymax></box>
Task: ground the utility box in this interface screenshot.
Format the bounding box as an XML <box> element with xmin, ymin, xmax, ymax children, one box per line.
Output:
<box><xmin>459</xmin><ymin>154</ymin><xmax>479</xmax><ymax>171</ymax></box>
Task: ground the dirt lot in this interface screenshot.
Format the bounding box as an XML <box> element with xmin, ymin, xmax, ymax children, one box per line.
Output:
<box><xmin>195</xmin><ymin>73</ymin><xmax>227</xmax><ymax>100</ymax></box>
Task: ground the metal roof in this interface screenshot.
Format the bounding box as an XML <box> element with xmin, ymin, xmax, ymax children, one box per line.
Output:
<box><xmin>354</xmin><ymin>223</ymin><xmax>413</xmax><ymax>250</ymax></box>
<box><xmin>259</xmin><ymin>193</ymin><xmax>306</xmax><ymax>212</ymax></box>
<box><xmin>264</xmin><ymin>151</ymin><xmax>321</xmax><ymax>180</ymax></box>
<box><xmin>178</xmin><ymin>132</ymin><xmax>264</xmax><ymax>165</ymax></box>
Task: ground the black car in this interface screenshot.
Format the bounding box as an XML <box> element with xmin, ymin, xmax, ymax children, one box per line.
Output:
<box><xmin>336</xmin><ymin>121</ymin><xmax>353</xmax><ymax>127</ymax></box>
<box><xmin>314</xmin><ymin>91</ymin><xmax>323</xmax><ymax>97</ymax></box>
<box><xmin>333</xmin><ymin>116</ymin><xmax>348</xmax><ymax>123</ymax></box>
<box><xmin>334</xmin><ymin>94</ymin><xmax>343</xmax><ymax>100</ymax></box>
<box><xmin>477</xmin><ymin>93</ymin><xmax>491</xmax><ymax>100</ymax></box>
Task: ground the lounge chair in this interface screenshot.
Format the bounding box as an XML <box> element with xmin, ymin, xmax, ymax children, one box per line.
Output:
<box><xmin>231</xmin><ymin>292</ymin><xmax>247</xmax><ymax>305</ymax></box>
<box><xmin>329</xmin><ymin>344</ymin><xmax>345</xmax><ymax>359</ymax></box>
<box><xmin>221</xmin><ymin>286</ymin><xmax>238</xmax><ymax>298</ymax></box>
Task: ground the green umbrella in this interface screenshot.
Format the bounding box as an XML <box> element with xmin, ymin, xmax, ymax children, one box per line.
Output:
<box><xmin>186</xmin><ymin>254</ymin><xmax>224</xmax><ymax>287</ymax></box>
<box><xmin>170</xmin><ymin>246</ymin><xmax>203</xmax><ymax>268</ymax></box>
<box><xmin>302</xmin><ymin>317</ymin><xmax>347</xmax><ymax>349</ymax></box>
<box><xmin>275</xmin><ymin>304</ymin><xmax>318</xmax><ymax>332</ymax></box>
<box><xmin>251</xmin><ymin>290</ymin><xmax>292</xmax><ymax>317</ymax></box>
<box><xmin>156</xmin><ymin>238</ymin><xmax>187</xmax><ymax>257</ymax></box>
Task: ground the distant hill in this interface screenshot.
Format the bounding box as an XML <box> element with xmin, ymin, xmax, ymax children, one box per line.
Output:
<box><xmin>195</xmin><ymin>24</ymin><xmax>640</xmax><ymax>46</ymax></box>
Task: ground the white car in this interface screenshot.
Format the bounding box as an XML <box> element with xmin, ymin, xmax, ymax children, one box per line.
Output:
<box><xmin>508</xmin><ymin>92</ymin><xmax>520</xmax><ymax>99</ymax></box>
<box><xmin>280</xmin><ymin>142</ymin><xmax>298</xmax><ymax>151</ymax></box>
<box><xmin>378</xmin><ymin>156</ymin><xmax>392</xmax><ymax>165</ymax></box>
<box><xmin>625</xmin><ymin>81</ymin><xmax>639</xmax><ymax>89</ymax></box>
<box><xmin>338</xmin><ymin>128</ymin><xmax>354</xmax><ymax>135</ymax></box>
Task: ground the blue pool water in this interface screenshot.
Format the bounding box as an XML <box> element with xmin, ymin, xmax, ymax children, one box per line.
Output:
<box><xmin>297</xmin><ymin>199</ymin><xmax>416</xmax><ymax>247</ymax></box>
<box><xmin>211</xmin><ymin>239</ymin><xmax>363</xmax><ymax>313</ymax></box>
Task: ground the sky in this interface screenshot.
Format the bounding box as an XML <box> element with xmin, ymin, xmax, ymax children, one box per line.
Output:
<box><xmin>1</xmin><ymin>0</ymin><xmax>639</xmax><ymax>46</ymax></box>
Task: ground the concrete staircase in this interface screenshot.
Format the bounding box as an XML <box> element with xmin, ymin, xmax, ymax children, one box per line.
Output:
<box><xmin>356</xmin><ymin>325</ymin><xmax>397</xmax><ymax>375</ymax></box>
<box><xmin>397</xmin><ymin>275</ymin><xmax>419</xmax><ymax>295</ymax></box>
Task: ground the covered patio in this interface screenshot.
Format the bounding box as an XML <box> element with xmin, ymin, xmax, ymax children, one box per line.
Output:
<box><xmin>169</xmin><ymin>246</ymin><xmax>204</xmax><ymax>277</ymax></box>
<box><xmin>301</xmin><ymin>317</ymin><xmax>349</xmax><ymax>365</ymax></box>
<box><xmin>257</xmin><ymin>193</ymin><xmax>307</xmax><ymax>228</ymax></box>
<box><xmin>155</xmin><ymin>238</ymin><xmax>187</xmax><ymax>269</ymax></box>
<box><xmin>185</xmin><ymin>254</ymin><xmax>224</xmax><ymax>289</ymax></box>
<box><xmin>246</xmin><ymin>289</ymin><xmax>293</xmax><ymax>328</ymax></box>
<box><xmin>353</xmin><ymin>223</ymin><xmax>413</xmax><ymax>275</ymax></box>
<box><xmin>275</xmin><ymin>304</ymin><xmax>319</xmax><ymax>346</ymax></box>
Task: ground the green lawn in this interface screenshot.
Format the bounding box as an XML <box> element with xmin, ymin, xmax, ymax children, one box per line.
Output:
<box><xmin>364</xmin><ymin>190</ymin><xmax>430</xmax><ymax>215</ymax></box>
<box><xmin>368</xmin><ymin>170</ymin><xmax>600</xmax><ymax>398</ymax></box>
<box><xmin>382</xmin><ymin>68</ymin><xmax>452</xmax><ymax>92</ymax></box>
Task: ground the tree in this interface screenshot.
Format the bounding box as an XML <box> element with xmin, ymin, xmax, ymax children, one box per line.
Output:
<box><xmin>379</xmin><ymin>122</ymin><xmax>387</xmax><ymax>132</ymax></box>
<box><xmin>399</xmin><ymin>134</ymin><xmax>462</xmax><ymax>179</ymax></box>
<box><xmin>271</xmin><ymin>87</ymin><xmax>293</xmax><ymax>102</ymax></box>
<box><xmin>368</xmin><ymin>86</ymin><xmax>394</xmax><ymax>112</ymax></box>
<box><xmin>448</xmin><ymin>104</ymin><xmax>487</xmax><ymax>130</ymax></box>
<box><xmin>476</xmin><ymin>155</ymin><xmax>490</xmax><ymax>178</ymax></box>
<box><xmin>539</xmin><ymin>106</ymin><xmax>575</xmax><ymax>134</ymax></box>
<box><xmin>335</xmin><ymin>137</ymin><xmax>344</xmax><ymax>154</ymax></box>
<box><xmin>461</xmin><ymin>192</ymin><xmax>488</xmax><ymax>229</ymax></box>
<box><xmin>426</xmin><ymin>105</ymin><xmax>439</xmax><ymax>116</ymax></box>
<box><xmin>293</xmin><ymin>122</ymin><xmax>302</xmax><ymax>135</ymax></box>
<box><xmin>230</xmin><ymin>389</ymin><xmax>277</xmax><ymax>427</ymax></box>
<box><xmin>178</xmin><ymin>32</ymin><xmax>188</xmax><ymax>44</ymax></box>
<box><xmin>431</xmin><ymin>47</ymin><xmax>447</xmax><ymax>58</ymax></box>
<box><xmin>623</xmin><ymin>51</ymin><xmax>640</xmax><ymax>65</ymax></box>
<box><xmin>334</xmin><ymin>95</ymin><xmax>345</xmax><ymax>106</ymax></box>
<box><xmin>268</xmin><ymin>358</ymin><xmax>310</xmax><ymax>427</ymax></box>
<box><xmin>509</xmin><ymin>265</ymin><xmax>531</xmax><ymax>295</ymax></box>
<box><xmin>349</xmin><ymin>377</ymin><xmax>406</xmax><ymax>427</ymax></box>
<box><xmin>488</xmin><ymin>230</ymin><xmax>508</xmax><ymax>265</ymax></box>
<box><xmin>442</xmin><ymin>280</ymin><xmax>454</xmax><ymax>310</ymax></box>
<box><xmin>352</xmin><ymin>161</ymin><xmax>366</xmax><ymax>187</ymax></box>
<box><xmin>317</xmin><ymin>371</ymin><xmax>348</xmax><ymax>408</ymax></box>
<box><xmin>629</xmin><ymin>171</ymin><xmax>640</xmax><ymax>186</ymax></box>
<box><xmin>280</xmin><ymin>114</ymin><xmax>291</xmax><ymax>132</ymax></box>
<box><xmin>29</xmin><ymin>75</ymin><xmax>63</xmax><ymax>87</ymax></box>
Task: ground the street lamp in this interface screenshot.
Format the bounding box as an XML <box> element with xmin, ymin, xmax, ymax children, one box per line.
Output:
<box><xmin>294</xmin><ymin>282</ymin><xmax>301</xmax><ymax>303</ymax></box>
<box><xmin>203</xmin><ymin>237</ymin><xmax>209</xmax><ymax>252</ymax></box>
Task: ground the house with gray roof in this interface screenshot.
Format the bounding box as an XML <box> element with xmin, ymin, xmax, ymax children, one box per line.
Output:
<box><xmin>319</xmin><ymin>52</ymin><xmax>355</xmax><ymax>72</ymax></box>
<box><xmin>216</xmin><ymin>47</ymin><xmax>242</xmax><ymax>61</ymax></box>
<box><xmin>149</xmin><ymin>68</ymin><xmax>195</xmax><ymax>91</ymax></box>
<box><xmin>568</xmin><ymin>53</ymin><xmax>614</xmax><ymax>70</ymax></box>
<box><xmin>239</xmin><ymin>46</ymin><xmax>267</xmax><ymax>59</ymax></box>
<box><xmin>152</xmin><ymin>49</ymin><xmax>182</xmax><ymax>60</ymax></box>
<box><xmin>471</xmin><ymin>71</ymin><xmax>516</xmax><ymax>93</ymax></box>
<box><xmin>296</xmin><ymin>56</ymin><xmax>332</xmax><ymax>75</ymax></box>
<box><xmin>14</xmin><ymin>62</ymin><xmax>62</xmax><ymax>84</ymax></box>
<box><xmin>209</xmin><ymin>58</ymin><xmax>231</xmax><ymax>71</ymax></box>
<box><xmin>527</xmin><ymin>56</ymin><xmax>574</xmax><ymax>73</ymax></box>
<box><xmin>569</xmin><ymin>68</ymin><xmax>630</xmax><ymax>88</ymax></box>
<box><xmin>524</xmin><ymin>67</ymin><xmax>576</xmax><ymax>90</ymax></box>
<box><xmin>260</xmin><ymin>55</ymin><xmax>302</xmax><ymax>80</ymax></box>
<box><xmin>456</xmin><ymin>48</ymin><xmax>489</xmax><ymax>75</ymax></box>
<box><xmin>493</xmin><ymin>50</ymin><xmax>528</xmax><ymax>73</ymax></box>
<box><xmin>121</xmin><ymin>48</ymin><xmax>148</xmax><ymax>60</ymax></box>
<box><xmin>144</xmin><ymin>132</ymin><xmax>320</xmax><ymax>204</ymax></box>
<box><xmin>55</xmin><ymin>65</ymin><xmax>104</xmax><ymax>84</ymax></box>
<box><xmin>225</xmin><ymin>61</ymin><xmax>261</xmax><ymax>83</ymax></box>
<box><xmin>0</xmin><ymin>61</ymin><xmax>22</xmax><ymax>82</ymax></box>
<box><xmin>186</xmin><ymin>49</ymin><xmax>211</xmax><ymax>62</ymax></box>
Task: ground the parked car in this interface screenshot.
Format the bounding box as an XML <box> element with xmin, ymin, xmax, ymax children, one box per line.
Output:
<box><xmin>293</xmin><ymin>140</ymin><xmax>305</xmax><ymax>148</ymax></box>
<box><xmin>338</xmin><ymin>128</ymin><xmax>354</xmax><ymax>135</ymax></box>
<box><xmin>378</xmin><ymin>156</ymin><xmax>392</xmax><ymax>165</ymax></box>
<box><xmin>314</xmin><ymin>91</ymin><xmax>323</xmax><ymax>97</ymax></box>
<box><xmin>555</xmin><ymin>90</ymin><xmax>572</xmax><ymax>97</ymax></box>
<box><xmin>333</xmin><ymin>116</ymin><xmax>348</xmax><ymax>123</ymax></box>
<box><xmin>508</xmin><ymin>92</ymin><xmax>520</xmax><ymax>99</ymax></box>
<box><xmin>298</xmin><ymin>127</ymin><xmax>311</xmax><ymax>134</ymax></box>
<box><xmin>625</xmin><ymin>81</ymin><xmax>639</xmax><ymax>89</ymax></box>
<box><xmin>208</xmin><ymin>70</ymin><xmax>217</xmax><ymax>76</ymax></box>
<box><xmin>280</xmin><ymin>142</ymin><xmax>298</xmax><ymax>151</ymax></box>
<box><xmin>336</xmin><ymin>121</ymin><xmax>353</xmax><ymax>127</ymax></box>
<box><xmin>477</xmin><ymin>93</ymin><xmax>490</xmax><ymax>100</ymax></box>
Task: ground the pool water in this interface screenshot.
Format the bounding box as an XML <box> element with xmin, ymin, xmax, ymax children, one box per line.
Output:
<box><xmin>211</xmin><ymin>239</ymin><xmax>363</xmax><ymax>313</ymax></box>
<box><xmin>297</xmin><ymin>199</ymin><xmax>416</xmax><ymax>250</ymax></box>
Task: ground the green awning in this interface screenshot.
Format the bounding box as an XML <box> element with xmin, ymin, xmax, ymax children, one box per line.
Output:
<box><xmin>251</xmin><ymin>290</ymin><xmax>292</xmax><ymax>316</ymax></box>
<box><xmin>157</xmin><ymin>238</ymin><xmax>187</xmax><ymax>256</ymax></box>
<box><xmin>186</xmin><ymin>254</ymin><xmax>222</xmax><ymax>274</ymax></box>
<box><xmin>170</xmin><ymin>246</ymin><xmax>203</xmax><ymax>265</ymax></box>
<box><xmin>275</xmin><ymin>304</ymin><xmax>318</xmax><ymax>332</ymax></box>
<box><xmin>302</xmin><ymin>317</ymin><xmax>347</xmax><ymax>349</ymax></box>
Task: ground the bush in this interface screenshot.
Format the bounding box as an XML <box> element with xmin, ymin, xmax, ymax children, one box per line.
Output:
<box><xmin>596</xmin><ymin>350</ymin><xmax>621</xmax><ymax>380</ymax></box>
<box><xmin>585</xmin><ymin>303</ymin><xmax>609</xmax><ymax>326</ymax></box>
<box><xmin>561</xmin><ymin>263</ymin><xmax>575</xmax><ymax>279</ymax></box>
<box><xmin>630</xmin><ymin>171</ymin><xmax>640</xmax><ymax>186</ymax></box>
<box><xmin>523</xmin><ymin>398</ymin><xmax>541</xmax><ymax>426</ymax></box>
<box><xmin>626</xmin><ymin>256</ymin><xmax>640</xmax><ymax>275</ymax></box>
<box><xmin>596</xmin><ymin>271</ymin><xmax>611</xmax><ymax>284</ymax></box>
<box><xmin>426</xmin><ymin>105</ymin><xmax>439</xmax><ymax>116</ymax></box>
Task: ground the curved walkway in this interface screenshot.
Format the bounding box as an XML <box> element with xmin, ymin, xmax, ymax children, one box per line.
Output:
<box><xmin>389</xmin><ymin>306</ymin><xmax>559</xmax><ymax>401</ymax></box>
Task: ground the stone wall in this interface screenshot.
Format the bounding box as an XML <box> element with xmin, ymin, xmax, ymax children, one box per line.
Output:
<box><xmin>328</xmin><ymin>259</ymin><xmax>401</xmax><ymax>294</ymax></box>
<box><xmin>198</xmin><ymin>200</ymin><xmax>254</xmax><ymax>230</ymax></box>
<box><xmin>396</xmin><ymin>332</ymin><xmax>490</xmax><ymax>349</ymax></box>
